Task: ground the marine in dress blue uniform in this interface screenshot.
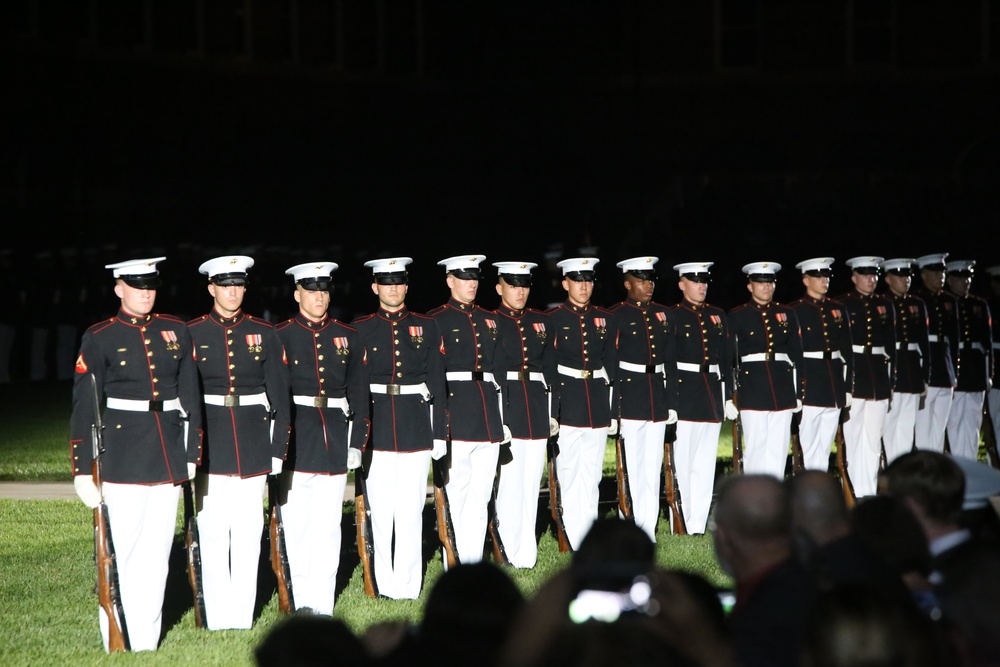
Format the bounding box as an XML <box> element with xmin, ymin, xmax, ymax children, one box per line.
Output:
<box><xmin>428</xmin><ymin>254</ymin><xmax>506</xmax><ymax>564</ymax></box>
<box><xmin>667</xmin><ymin>262</ymin><xmax>730</xmax><ymax>534</ymax></box>
<box><xmin>70</xmin><ymin>257</ymin><xmax>203</xmax><ymax>651</ymax></box>
<box><xmin>944</xmin><ymin>260</ymin><xmax>994</xmax><ymax>460</ymax></box>
<box><xmin>838</xmin><ymin>256</ymin><xmax>896</xmax><ymax>498</ymax></box>
<box><xmin>880</xmin><ymin>258</ymin><xmax>930</xmax><ymax>464</ymax></box>
<box><xmin>912</xmin><ymin>253</ymin><xmax>960</xmax><ymax>453</ymax></box>
<box><xmin>727</xmin><ymin>262</ymin><xmax>803</xmax><ymax>479</ymax></box>
<box><xmin>187</xmin><ymin>255</ymin><xmax>292</xmax><ymax>630</ymax></box>
<box><xmin>547</xmin><ymin>257</ymin><xmax>618</xmax><ymax>550</ymax></box>
<box><xmin>351</xmin><ymin>257</ymin><xmax>447</xmax><ymax>599</ymax></box>
<box><xmin>274</xmin><ymin>262</ymin><xmax>369</xmax><ymax>614</ymax></box>
<box><xmin>788</xmin><ymin>258</ymin><xmax>853</xmax><ymax>473</ymax></box>
<box><xmin>491</xmin><ymin>261</ymin><xmax>557</xmax><ymax>567</ymax></box>
<box><xmin>608</xmin><ymin>256</ymin><xmax>677</xmax><ymax>541</ymax></box>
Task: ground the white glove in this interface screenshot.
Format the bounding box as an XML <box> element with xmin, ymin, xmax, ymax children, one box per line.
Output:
<box><xmin>844</xmin><ymin>393</ymin><xmax>853</xmax><ymax>408</ymax></box>
<box><xmin>607</xmin><ymin>419</ymin><xmax>619</xmax><ymax>437</ymax></box>
<box><xmin>347</xmin><ymin>448</ymin><xmax>363</xmax><ymax>470</ymax></box>
<box><xmin>665</xmin><ymin>409</ymin><xmax>678</xmax><ymax>425</ymax></box>
<box><xmin>793</xmin><ymin>399</ymin><xmax>803</xmax><ymax>413</ymax></box>
<box><xmin>187</xmin><ymin>462</ymin><xmax>197</xmax><ymax>480</ymax></box>
<box><xmin>431</xmin><ymin>439</ymin><xmax>448</xmax><ymax>460</ymax></box>
<box><xmin>74</xmin><ymin>476</ymin><xmax>102</xmax><ymax>509</ymax></box>
<box><xmin>270</xmin><ymin>457</ymin><xmax>284</xmax><ymax>476</ymax></box>
<box><xmin>501</xmin><ymin>425</ymin><xmax>512</xmax><ymax>444</ymax></box>
<box><xmin>724</xmin><ymin>400</ymin><xmax>739</xmax><ymax>421</ymax></box>
<box><xmin>549</xmin><ymin>418</ymin><xmax>560</xmax><ymax>437</ymax></box>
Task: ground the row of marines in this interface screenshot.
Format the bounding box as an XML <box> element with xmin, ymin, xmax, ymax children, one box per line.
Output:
<box><xmin>68</xmin><ymin>250</ymin><xmax>997</xmax><ymax>652</ymax></box>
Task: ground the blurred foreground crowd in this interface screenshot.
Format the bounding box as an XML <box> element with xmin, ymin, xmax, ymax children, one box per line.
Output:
<box><xmin>254</xmin><ymin>450</ymin><xmax>1000</xmax><ymax>667</ymax></box>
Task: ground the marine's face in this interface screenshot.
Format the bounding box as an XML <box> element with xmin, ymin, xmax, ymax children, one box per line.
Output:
<box><xmin>624</xmin><ymin>276</ymin><xmax>654</xmax><ymax>304</ymax></box>
<box><xmin>563</xmin><ymin>277</ymin><xmax>593</xmax><ymax>307</ymax></box>
<box><xmin>496</xmin><ymin>278</ymin><xmax>529</xmax><ymax>311</ymax></box>
<box><xmin>747</xmin><ymin>280</ymin><xmax>774</xmax><ymax>305</ymax></box>
<box><xmin>803</xmin><ymin>274</ymin><xmax>829</xmax><ymax>299</ymax></box>
<box><xmin>209</xmin><ymin>283</ymin><xmax>246</xmax><ymax>317</ymax></box>
<box><xmin>115</xmin><ymin>282</ymin><xmax>156</xmax><ymax>317</ymax></box>
<box><xmin>294</xmin><ymin>285</ymin><xmax>330</xmax><ymax>321</ymax></box>
<box><xmin>373</xmin><ymin>282</ymin><xmax>408</xmax><ymax>311</ymax></box>
<box><xmin>852</xmin><ymin>271</ymin><xmax>878</xmax><ymax>297</ymax></box>
<box><xmin>920</xmin><ymin>268</ymin><xmax>945</xmax><ymax>293</ymax></box>
<box><xmin>447</xmin><ymin>275</ymin><xmax>479</xmax><ymax>305</ymax></box>
<box><xmin>679</xmin><ymin>277</ymin><xmax>708</xmax><ymax>305</ymax></box>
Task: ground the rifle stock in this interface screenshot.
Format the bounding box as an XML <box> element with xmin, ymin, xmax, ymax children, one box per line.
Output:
<box><xmin>983</xmin><ymin>401</ymin><xmax>1000</xmax><ymax>471</ymax></box>
<box><xmin>835</xmin><ymin>408</ymin><xmax>857</xmax><ymax>507</ymax></box>
<box><xmin>354</xmin><ymin>466</ymin><xmax>379</xmax><ymax>597</ymax></box>
<box><xmin>268</xmin><ymin>477</ymin><xmax>295</xmax><ymax>613</ymax></box>
<box><xmin>89</xmin><ymin>374</ymin><xmax>129</xmax><ymax>652</ymax></box>
<box><xmin>487</xmin><ymin>456</ymin><xmax>511</xmax><ymax>566</ymax></box>
<box><xmin>546</xmin><ymin>435</ymin><xmax>572</xmax><ymax>552</ymax></box>
<box><xmin>433</xmin><ymin>457</ymin><xmax>460</xmax><ymax>568</ymax></box>
<box><xmin>662</xmin><ymin>435</ymin><xmax>687</xmax><ymax>536</ymax></box>
<box><xmin>790</xmin><ymin>410</ymin><xmax>804</xmax><ymax>474</ymax></box>
<box><xmin>183</xmin><ymin>482</ymin><xmax>207</xmax><ymax>628</ymax></box>
<box><xmin>614</xmin><ymin>432</ymin><xmax>634</xmax><ymax>520</ymax></box>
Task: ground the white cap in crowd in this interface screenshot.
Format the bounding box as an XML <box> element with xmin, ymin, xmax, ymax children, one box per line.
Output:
<box><xmin>105</xmin><ymin>257</ymin><xmax>166</xmax><ymax>289</ymax></box>
<box><xmin>915</xmin><ymin>253</ymin><xmax>949</xmax><ymax>271</ymax></box>
<box><xmin>364</xmin><ymin>257</ymin><xmax>412</xmax><ymax>285</ymax></box>
<box><xmin>438</xmin><ymin>255</ymin><xmax>486</xmax><ymax>279</ymax></box>
<box><xmin>616</xmin><ymin>256</ymin><xmax>658</xmax><ymax>279</ymax></box>
<box><xmin>557</xmin><ymin>257</ymin><xmax>600</xmax><ymax>281</ymax></box>
<box><xmin>741</xmin><ymin>261</ymin><xmax>781</xmax><ymax>282</ymax></box>
<box><xmin>946</xmin><ymin>259</ymin><xmax>976</xmax><ymax>275</ymax></box>
<box><xmin>795</xmin><ymin>257</ymin><xmax>835</xmax><ymax>276</ymax></box>
<box><xmin>673</xmin><ymin>262</ymin><xmax>713</xmax><ymax>283</ymax></box>
<box><xmin>881</xmin><ymin>258</ymin><xmax>916</xmax><ymax>276</ymax></box>
<box><xmin>285</xmin><ymin>261</ymin><xmax>338</xmax><ymax>291</ymax></box>
<box><xmin>493</xmin><ymin>261</ymin><xmax>537</xmax><ymax>287</ymax></box>
<box><xmin>199</xmin><ymin>255</ymin><xmax>255</xmax><ymax>286</ymax></box>
<box><xmin>845</xmin><ymin>256</ymin><xmax>885</xmax><ymax>275</ymax></box>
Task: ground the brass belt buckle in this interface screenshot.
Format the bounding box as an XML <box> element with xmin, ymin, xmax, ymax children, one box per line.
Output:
<box><xmin>312</xmin><ymin>397</ymin><xmax>327</xmax><ymax>408</ymax></box>
<box><xmin>387</xmin><ymin>385</ymin><xmax>401</xmax><ymax>396</ymax></box>
<box><xmin>149</xmin><ymin>400</ymin><xmax>164</xmax><ymax>412</ymax></box>
<box><xmin>580</xmin><ymin>370</ymin><xmax>592</xmax><ymax>379</ymax></box>
<box><xmin>224</xmin><ymin>395</ymin><xmax>238</xmax><ymax>407</ymax></box>
<box><xmin>517</xmin><ymin>371</ymin><xmax>528</xmax><ymax>381</ymax></box>
<box><xmin>763</xmin><ymin>353</ymin><xmax>775</xmax><ymax>361</ymax></box>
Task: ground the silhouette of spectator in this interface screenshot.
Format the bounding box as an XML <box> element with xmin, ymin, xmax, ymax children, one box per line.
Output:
<box><xmin>570</xmin><ymin>515</ymin><xmax>656</xmax><ymax>577</ymax></box>
<box><xmin>787</xmin><ymin>470</ymin><xmax>909</xmax><ymax>599</ymax></box>
<box><xmin>417</xmin><ymin>561</ymin><xmax>525</xmax><ymax>667</ymax></box>
<box><xmin>711</xmin><ymin>473</ymin><xmax>817</xmax><ymax>667</ymax></box>
<box><xmin>801</xmin><ymin>583</ymin><xmax>951</xmax><ymax>667</ymax></box>
<box><xmin>850</xmin><ymin>494</ymin><xmax>939</xmax><ymax>617</ymax></box>
<box><xmin>880</xmin><ymin>450</ymin><xmax>1000</xmax><ymax>665</ymax></box>
<box><xmin>254</xmin><ymin>612</ymin><xmax>367</xmax><ymax>667</ymax></box>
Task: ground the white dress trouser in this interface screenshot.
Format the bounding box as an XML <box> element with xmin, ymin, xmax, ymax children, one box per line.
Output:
<box><xmin>367</xmin><ymin>450</ymin><xmax>431</xmax><ymax>599</ymax></box>
<box><xmin>100</xmin><ymin>482</ymin><xmax>180</xmax><ymax>652</ymax></box>
<box><xmin>279</xmin><ymin>471</ymin><xmax>347</xmax><ymax>615</ymax></box>
<box><xmin>947</xmin><ymin>390</ymin><xmax>986</xmax><ymax>460</ymax></box>
<box><xmin>445</xmin><ymin>440</ymin><xmax>501</xmax><ymax>564</ymax></box>
<box><xmin>798</xmin><ymin>405</ymin><xmax>841</xmax><ymax>472</ymax></box>
<box><xmin>915</xmin><ymin>386</ymin><xmax>953</xmax><ymax>452</ymax></box>
<box><xmin>842</xmin><ymin>398</ymin><xmax>888</xmax><ymax>498</ymax></box>
<box><xmin>196</xmin><ymin>473</ymin><xmax>266</xmax><ymax>630</ymax></box>
<box><xmin>741</xmin><ymin>409</ymin><xmax>794</xmax><ymax>479</ymax></box>
<box><xmin>883</xmin><ymin>392</ymin><xmax>919</xmax><ymax>463</ymax></box>
<box><xmin>495</xmin><ymin>437</ymin><xmax>547</xmax><ymax>568</ymax></box>
<box><xmin>554</xmin><ymin>425</ymin><xmax>609</xmax><ymax>550</ymax></box>
<box><xmin>673</xmin><ymin>420</ymin><xmax>722</xmax><ymax>535</ymax></box>
<box><xmin>619</xmin><ymin>418</ymin><xmax>666</xmax><ymax>542</ymax></box>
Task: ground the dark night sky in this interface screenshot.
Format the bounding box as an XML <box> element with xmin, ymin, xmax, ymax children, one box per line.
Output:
<box><xmin>4</xmin><ymin>5</ymin><xmax>1000</xmax><ymax>318</ymax></box>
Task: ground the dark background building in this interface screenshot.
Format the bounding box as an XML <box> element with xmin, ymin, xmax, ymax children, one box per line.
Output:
<box><xmin>2</xmin><ymin>1</ymin><xmax>999</xmax><ymax>381</ymax></box>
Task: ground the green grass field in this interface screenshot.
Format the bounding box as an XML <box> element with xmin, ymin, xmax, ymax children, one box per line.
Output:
<box><xmin>0</xmin><ymin>381</ymin><xmax>733</xmax><ymax>666</ymax></box>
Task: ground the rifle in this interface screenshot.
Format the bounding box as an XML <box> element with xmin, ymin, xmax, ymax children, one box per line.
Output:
<box><xmin>267</xmin><ymin>476</ymin><xmax>295</xmax><ymax>613</ymax></box>
<box><xmin>790</xmin><ymin>410</ymin><xmax>804</xmax><ymax>474</ymax></box>
<box><xmin>662</xmin><ymin>426</ymin><xmax>687</xmax><ymax>536</ymax></box>
<box><xmin>433</xmin><ymin>454</ymin><xmax>460</xmax><ymax>569</ymax></box>
<box><xmin>183</xmin><ymin>481</ymin><xmax>207</xmax><ymax>628</ymax></box>
<box><xmin>731</xmin><ymin>392</ymin><xmax>744</xmax><ymax>474</ymax></box>
<box><xmin>354</xmin><ymin>462</ymin><xmax>379</xmax><ymax>597</ymax></box>
<box><xmin>546</xmin><ymin>434</ymin><xmax>572</xmax><ymax>552</ymax></box>
<box><xmin>89</xmin><ymin>374</ymin><xmax>129</xmax><ymax>652</ymax></box>
<box><xmin>487</xmin><ymin>453</ymin><xmax>511</xmax><ymax>566</ymax></box>
<box><xmin>983</xmin><ymin>401</ymin><xmax>1000</xmax><ymax>470</ymax></box>
<box><xmin>834</xmin><ymin>407</ymin><xmax>857</xmax><ymax>507</ymax></box>
<box><xmin>614</xmin><ymin>425</ymin><xmax>634</xmax><ymax>521</ymax></box>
